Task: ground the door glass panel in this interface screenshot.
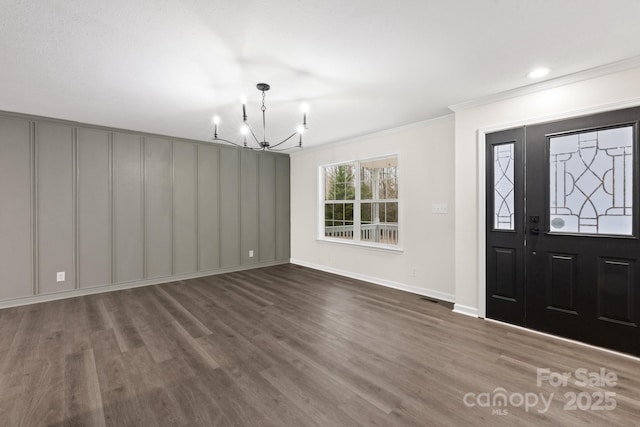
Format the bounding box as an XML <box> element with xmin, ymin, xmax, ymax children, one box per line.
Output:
<box><xmin>493</xmin><ymin>143</ymin><xmax>515</xmax><ymax>230</ymax></box>
<box><xmin>549</xmin><ymin>126</ymin><xmax>633</xmax><ymax>235</ymax></box>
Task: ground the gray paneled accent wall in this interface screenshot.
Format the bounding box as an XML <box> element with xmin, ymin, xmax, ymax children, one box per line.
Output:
<box><xmin>219</xmin><ymin>148</ymin><xmax>241</xmax><ymax>268</ymax></box>
<box><xmin>197</xmin><ymin>144</ymin><xmax>220</xmax><ymax>271</ymax></box>
<box><xmin>276</xmin><ymin>155</ymin><xmax>291</xmax><ymax>260</ymax></box>
<box><xmin>144</xmin><ymin>137</ymin><xmax>172</xmax><ymax>279</ymax></box>
<box><xmin>173</xmin><ymin>141</ymin><xmax>197</xmax><ymax>274</ymax></box>
<box><xmin>259</xmin><ymin>154</ymin><xmax>277</xmax><ymax>262</ymax></box>
<box><xmin>77</xmin><ymin>127</ymin><xmax>111</xmax><ymax>288</ymax></box>
<box><xmin>0</xmin><ymin>112</ymin><xmax>290</xmax><ymax>304</ymax></box>
<box><xmin>0</xmin><ymin>117</ymin><xmax>33</xmax><ymax>299</ymax></box>
<box><xmin>241</xmin><ymin>150</ymin><xmax>259</xmax><ymax>266</ymax></box>
<box><xmin>113</xmin><ymin>132</ymin><xmax>144</xmax><ymax>283</ymax></box>
<box><xmin>37</xmin><ymin>122</ymin><xmax>76</xmax><ymax>294</ymax></box>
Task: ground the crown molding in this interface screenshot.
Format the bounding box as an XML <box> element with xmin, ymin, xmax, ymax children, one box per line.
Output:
<box><xmin>289</xmin><ymin>113</ymin><xmax>454</xmax><ymax>157</ymax></box>
<box><xmin>448</xmin><ymin>55</ymin><xmax>640</xmax><ymax>113</ymax></box>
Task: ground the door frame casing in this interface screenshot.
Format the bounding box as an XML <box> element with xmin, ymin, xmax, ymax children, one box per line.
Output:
<box><xmin>475</xmin><ymin>99</ymin><xmax>640</xmax><ymax>319</ymax></box>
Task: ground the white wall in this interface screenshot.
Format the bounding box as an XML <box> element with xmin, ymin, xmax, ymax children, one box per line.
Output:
<box><xmin>454</xmin><ymin>66</ymin><xmax>640</xmax><ymax>316</ymax></box>
<box><xmin>290</xmin><ymin>115</ymin><xmax>455</xmax><ymax>302</ymax></box>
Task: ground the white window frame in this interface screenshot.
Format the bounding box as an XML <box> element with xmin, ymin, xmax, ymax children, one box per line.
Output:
<box><xmin>318</xmin><ymin>154</ymin><xmax>402</xmax><ymax>251</ymax></box>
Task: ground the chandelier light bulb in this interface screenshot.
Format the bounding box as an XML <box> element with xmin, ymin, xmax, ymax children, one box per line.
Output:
<box><xmin>300</xmin><ymin>103</ymin><xmax>309</xmax><ymax>113</ymax></box>
<box><xmin>240</xmin><ymin>124</ymin><xmax>249</xmax><ymax>135</ymax></box>
<box><xmin>213</xmin><ymin>116</ymin><xmax>220</xmax><ymax>125</ymax></box>
<box><xmin>297</xmin><ymin>125</ymin><xmax>305</xmax><ymax>134</ymax></box>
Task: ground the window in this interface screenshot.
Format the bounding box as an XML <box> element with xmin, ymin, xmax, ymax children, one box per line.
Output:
<box><xmin>321</xmin><ymin>155</ymin><xmax>399</xmax><ymax>247</ymax></box>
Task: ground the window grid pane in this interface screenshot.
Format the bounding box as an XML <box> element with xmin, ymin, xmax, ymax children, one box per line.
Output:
<box><xmin>360</xmin><ymin>158</ymin><xmax>398</xmax><ymax>201</ymax></box>
<box><xmin>361</xmin><ymin>202</ymin><xmax>398</xmax><ymax>244</ymax></box>
<box><xmin>324</xmin><ymin>164</ymin><xmax>356</xmax><ymax>201</ymax></box>
<box><xmin>324</xmin><ymin>203</ymin><xmax>354</xmax><ymax>240</ymax></box>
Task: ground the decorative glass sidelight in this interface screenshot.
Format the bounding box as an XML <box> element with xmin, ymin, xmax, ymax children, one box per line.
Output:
<box><xmin>549</xmin><ymin>126</ymin><xmax>633</xmax><ymax>235</ymax></box>
<box><xmin>493</xmin><ymin>143</ymin><xmax>515</xmax><ymax>230</ymax></box>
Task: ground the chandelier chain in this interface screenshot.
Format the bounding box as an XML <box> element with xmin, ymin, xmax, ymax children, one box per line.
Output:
<box><xmin>261</xmin><ymin>90</ymin><xmax>267</xmax><ymax>143</ymax></box>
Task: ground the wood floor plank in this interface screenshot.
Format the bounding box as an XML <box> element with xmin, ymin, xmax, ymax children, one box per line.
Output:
<box><xmin>168</xmin><ymin>374</ymin><xmax>234</xmax><ymax>427</ymax></box>
<box><xmin>259</xmin><ymin>365</ymin><xmax>361</xmax><ymax>427</ymax></box>
<box><xmin>11</xmin><ymin>358</ymin><xmax>65</xmax><ymax>426</ymax></box>
<box><xmin>154</xmin><ymin>286</ymin><xmax>214</xmax><ymax>338</ymax></box>
<box><xmin>0</xmin><ymin>306</ymin><xmax>25</xmax><ymax>356</ymax></box>
<box><xmin>100</xmin><ymin>292</ymin><xmax>145</xmax><ymax>353</ymax></box>
<box><xmin>122</xmin><ymin>346</ymin><xmax>190</xmax><ymax>427</ymax></box>
<box><xmin>0</xmin><ymin>264</ymin><xmax>639</xmax><ymax>426</ymax></box>
<box><xmin>63</xmin><ymin>349</ymin><xmax>106</xmax><ymax>427</ymax></box>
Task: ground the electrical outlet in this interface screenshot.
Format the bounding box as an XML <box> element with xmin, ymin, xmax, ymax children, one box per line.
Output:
<box><xmin>56</xmin><ymin>271</ymin><xmax>65</xmax><ymax>282</ymax></box>
<box><xmin>432</xmin><ymin>203</ymin><xmax>448</xmax><ymax>214</ymax></box>
<box><xmin>249</xmin><ymin>250</ymin><xmax>254</xmax><ymax>258</ymax></box>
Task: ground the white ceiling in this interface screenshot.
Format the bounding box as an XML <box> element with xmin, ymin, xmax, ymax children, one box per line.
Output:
<box><xmin>2</xmin><ymin>0</ymin><xmax>640</xmax><ymax>148</ymax></box>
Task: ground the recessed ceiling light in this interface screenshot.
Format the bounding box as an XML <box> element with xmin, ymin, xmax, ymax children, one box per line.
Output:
<box><xmin>528</xmin><ymin>68</ymin><xmax>550</xmax><ymax>79</ymax></box>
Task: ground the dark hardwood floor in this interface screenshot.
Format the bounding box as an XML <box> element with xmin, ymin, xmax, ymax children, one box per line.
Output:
<box><xmin>0</xmin><ymin>264</ymin><xmax>639</xmax><ymax>426</ymax></box>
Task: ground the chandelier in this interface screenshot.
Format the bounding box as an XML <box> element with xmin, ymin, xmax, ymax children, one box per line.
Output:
<box><xmin>213</xmin><ymin>83</ymin><xmax>308</xmax><ymax>151</ymax></box>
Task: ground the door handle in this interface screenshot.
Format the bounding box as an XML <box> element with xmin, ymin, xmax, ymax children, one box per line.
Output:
<box><xmin>528</xmin><ymin>216</ymin><xmax>540</xmax><ymax>235</ymax></box>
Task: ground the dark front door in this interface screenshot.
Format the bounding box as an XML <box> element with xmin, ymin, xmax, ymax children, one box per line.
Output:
<box><xmin>486</xmin><ymin>106</ymin><xmax>640</xmax><ymax>356</ymax></box>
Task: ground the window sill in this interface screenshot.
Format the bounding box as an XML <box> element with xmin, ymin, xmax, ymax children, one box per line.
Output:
<box><xmin>317</xmin><ymin>237</ymin><xmax>404</xmax><ymax>253</ymax></box>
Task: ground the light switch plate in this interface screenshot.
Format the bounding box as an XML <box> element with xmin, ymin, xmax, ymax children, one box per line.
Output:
<box><xmin>432</xmin><ymin>203</ymin><xmax>448</xmax><ymax>214</ymax></box>
<box><xmin>56</xmin><ymin>271</ymin><xmax>65</xmax><ymax>282</ymax></box>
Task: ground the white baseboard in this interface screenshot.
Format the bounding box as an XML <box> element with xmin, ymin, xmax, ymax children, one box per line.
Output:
<box><xmin>0</xmin><ymin>260</ymin><xmax>288</xmax><ymax>310</ymax></box>
<box><xmin>290</xmin><ymin>258</ymin><xmax>455</xmax><ymax>303</ymax></box>
<box><xmin>453</xmin><ymin>303</ymin><xmax>479</xmax><ymax>318</ymax></box>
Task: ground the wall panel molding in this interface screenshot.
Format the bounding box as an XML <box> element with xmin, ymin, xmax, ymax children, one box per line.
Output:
<box><xmin>33</xmin><ymin>121</ymin><xmax>39</xmax><ymax>295</ymax></box>
<box><xmin>170</xmin><ymin>140</ymin><xmax>175</xmax><ymax>276</ymax></box>
<box><xmin>195</xmin><ymin>143</ymin><xmax>199</xmax><ymax>272</ymax></box>
<box><xmin>73</xmin><ymin>127</ymin><xmax>79</xmax><ymax>290</ymax></box>
<box><xmin>141</xmin><ymin>137</ymin><xmax>147</xmax><ymax>279</ymax></box>
<box><xmin>109</xmin><ymin>131</ymin><xmax>115</xmax><ymax>284</ymax></box>
<box><xmin>0</xmin><ymin>110</ymin><xmax>290</xmax><ymax>306</ymax></box>
<box><xmin>30</xmin><ymin>121</ymin><xmax>36</xmax><ymax>295</ymax></box>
